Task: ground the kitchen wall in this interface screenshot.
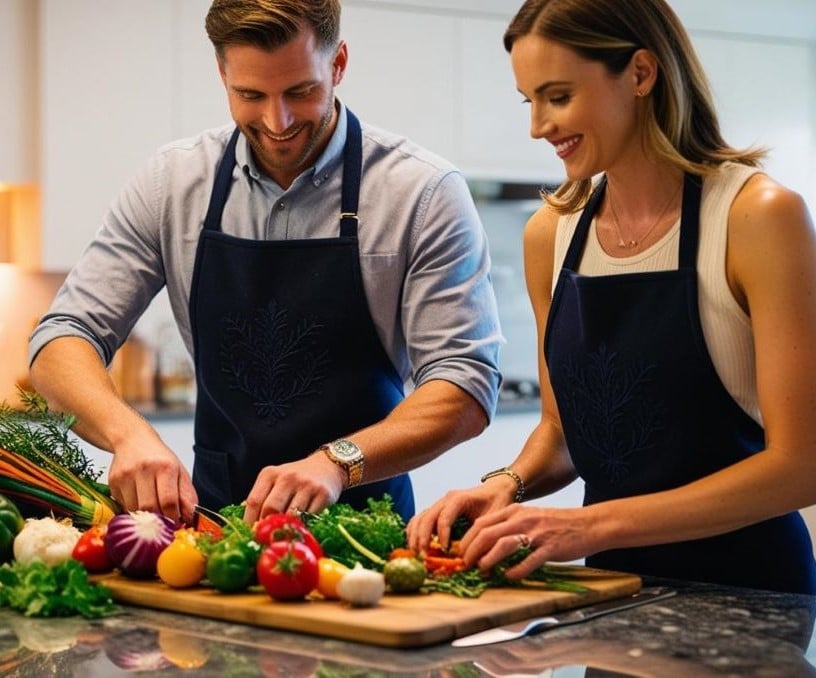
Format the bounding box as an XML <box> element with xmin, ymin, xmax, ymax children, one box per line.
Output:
<box><xmin>24</xmin><ymin>0</ymin><xmax>816</xmax><ymax>274</ymax></box>
<box><xmin>2</xmin><ymin>2</ymin><xmax>816</xmax><ymax>537</ymax></box>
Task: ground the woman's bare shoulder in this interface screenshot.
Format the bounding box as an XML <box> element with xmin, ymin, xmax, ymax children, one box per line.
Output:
<box><xmin>523</xmin><ymin>203</ymin><xmax>561</xmax><ymax>249</ymax></box>
<box><xmin>730</xmin><ymin>173</ymin><xmax>812</xmax><ymax>234</ymax></box>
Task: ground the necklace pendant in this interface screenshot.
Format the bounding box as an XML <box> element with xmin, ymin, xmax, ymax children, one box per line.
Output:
<box><xmin>618</xmin><ymin>239</ymin><xmax>637</xmax><ymax>249</ymax></box>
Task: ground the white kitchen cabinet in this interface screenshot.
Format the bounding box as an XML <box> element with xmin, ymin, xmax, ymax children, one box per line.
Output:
<box><xmin>338</xmin><ymin>5</ymin><xmax>459</xmax><ymax>162</ymax></box>
<box><xmin>458</xmin><ymin>16</ymin><xmax>558</xmax><ymax>182</ymax></box>
<box><xmin>39</xmin><ymin>0</ymin><xmax>176</xmax><ymax>270</ymax></box>
<box><xmin>171</xmin><ymin>0</ymin><xmax>233</xmax><ymax>137</ymax></box>
<box><xmin>340</xmin><ymin>7</ymin><xmax>556</xmax><ymax>182</ymax></box>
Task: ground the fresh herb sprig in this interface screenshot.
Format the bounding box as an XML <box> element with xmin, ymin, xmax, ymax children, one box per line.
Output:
<box><xmin>0</xmin><ymin>390</ymin><xmax>101</xmax><ymax>484</ymax></box>
<box><xmin>422</xmin><ymin>554</ymin><xmax>590</xmax><ymax>598</ymax></box>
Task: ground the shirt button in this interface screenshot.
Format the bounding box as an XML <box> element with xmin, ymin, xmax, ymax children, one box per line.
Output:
<box><xmin>278</xmin><ymin>202</ymin><xmax>286</xmax><ymax>210</ymax></box>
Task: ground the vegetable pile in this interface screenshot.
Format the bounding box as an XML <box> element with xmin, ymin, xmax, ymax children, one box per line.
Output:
<box><xmin>0</xmin><ymin>488</ymin><xmax>591</xmax><ymax>624</ymax></box>
<box><xmin>0</xmin><ymin>396</ymin><xmax>591</xmax><ymax>622</ymax></box>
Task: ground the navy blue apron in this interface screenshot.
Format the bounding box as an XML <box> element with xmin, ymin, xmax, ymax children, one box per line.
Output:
<box><xmin>545</xmin><ymin>174</ymin><xmax>816</xmax><ymax>594</ymax></box>
<box><xmin>188</xmin><ymin>110</ymin><xmax>414</xmax><ymax>521</ymax></box>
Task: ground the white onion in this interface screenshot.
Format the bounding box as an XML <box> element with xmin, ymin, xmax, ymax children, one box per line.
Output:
<box><xmin>105</xmin><ymin>511</ymin><xmax>176</xmax><ymax>578</ymax></box>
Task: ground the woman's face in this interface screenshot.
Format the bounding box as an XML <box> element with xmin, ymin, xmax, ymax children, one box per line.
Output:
<box><xmin>510</xmin><ymin>35</ymin><xmax>641</xmax><ymax>181</ymax></box>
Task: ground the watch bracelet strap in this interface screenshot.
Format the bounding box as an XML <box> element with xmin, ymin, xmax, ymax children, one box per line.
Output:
<box><xmin>480</xmin><ymin>467</ymin><xmax>525</xmax><ymax>502</ymax></box>
<box><xmin>320</xmin><ymin>441</ymin><xmax>364</xmax><ymax>489</ymax></box>
<box><xmin>346</xmin><ymin>457</ymin><xmax>364</xmax><ymax>488</ymax></box>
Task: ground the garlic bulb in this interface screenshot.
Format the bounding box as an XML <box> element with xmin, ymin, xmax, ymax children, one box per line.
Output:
<box><xmin>336</xmin><ymin>563</ymin><xmax>385</xmax><ymax>607</ymax></box>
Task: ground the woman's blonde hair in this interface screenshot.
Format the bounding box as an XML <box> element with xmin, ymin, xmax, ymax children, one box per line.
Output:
<box><xmin>504</xmin><ymin>0</ymin><xmax>765</xmax><ymax>213</ymax></box>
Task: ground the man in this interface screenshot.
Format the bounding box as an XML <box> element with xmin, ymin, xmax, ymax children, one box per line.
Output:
<box><xmin>29</xmin><ymin>0</ymin><xmax>501</xmax><ymax>526</ymax></box>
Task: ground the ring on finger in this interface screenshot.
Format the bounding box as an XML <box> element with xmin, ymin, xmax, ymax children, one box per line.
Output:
<box><xmin>516</xmin><ymin>533</ymin><xmax>531</xmax><ymax>550</ymax></box>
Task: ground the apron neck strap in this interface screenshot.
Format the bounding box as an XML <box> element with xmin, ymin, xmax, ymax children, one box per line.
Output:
<box><xmin>562</xmin><ymin>172</ymin><xmax>702</xmax><ymax>272</ymax></box>
<box><xmin>677</xmin><ymin>173</ymin><xmax>703</xmax><ymax>269</ymax></box>
<box><xmin>340</xmin><ymin>110</ymin><xmax>363</xmax><ymax>238</ymax></box>
<box><xmin>202</xmin><ymin>128</ymin><xmax>240</xmax><ymax>233</ymax></box>
<box><xmin>561</xmin><ymin>176</ymin><xmax>607</xmax><ymax>271</ymax></box>
<box><xmin>202</xmin><ymin>108</ymin><xmax>365</xmax><ymax>238</ymax></box>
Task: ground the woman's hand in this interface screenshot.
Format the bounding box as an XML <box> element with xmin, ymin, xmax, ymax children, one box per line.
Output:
<box><xmin>458</xmin><ymin>503</ymin><xmax>595</xmax><ymax>578</ymax></box>
<box><xmin>405</xmin><ymin>482</ymin><xmax>514</xmax><ymax>553</ymax></box>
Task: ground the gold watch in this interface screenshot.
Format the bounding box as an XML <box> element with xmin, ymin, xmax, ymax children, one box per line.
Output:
<box><xmin>320</xmin><ymin>439</ymin><xmax>364</xmax><ymax>488</ymax></box>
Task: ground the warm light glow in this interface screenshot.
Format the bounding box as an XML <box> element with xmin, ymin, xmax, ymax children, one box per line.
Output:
<box><xmin>0</xmin><ymin>184</ymin><xmax>40</xmax><ymax>267</ymax></box>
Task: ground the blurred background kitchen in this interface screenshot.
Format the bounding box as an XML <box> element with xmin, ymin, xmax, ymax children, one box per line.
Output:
<box><xmin>1</xmin><ymin>0</ymin><xmax>814</xmax><ymax>524</ymax></box>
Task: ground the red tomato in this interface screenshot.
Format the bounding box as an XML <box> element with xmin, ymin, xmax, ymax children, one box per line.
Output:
<box><xmin>253</xmin><ymin>514</ymin><xmax>323</xmax><ymax>559</ymax></box>
<box><xmin>256</xmin><ymin>541</ymin><xmax>319</xmax><ymax>601</ymax></box>
<box><xmin>72</xmin><ymin>525</ymin><xmax>115</xmax><ymax>573</ymax></box>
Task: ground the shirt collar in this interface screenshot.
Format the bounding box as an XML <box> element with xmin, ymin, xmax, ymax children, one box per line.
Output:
<box><xmin>236</xmin><ymin>100</ymin><xmax>348</xmax><ymax>185</ymax></box>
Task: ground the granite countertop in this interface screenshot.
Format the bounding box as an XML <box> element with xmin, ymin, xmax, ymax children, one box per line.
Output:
<box><xmin>0</xmin><ymin>577</ymin><xmax>814</xmax><ymax>676</ymax></box>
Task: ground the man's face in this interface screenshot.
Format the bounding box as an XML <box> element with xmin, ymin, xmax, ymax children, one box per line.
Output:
<box><xmin>218</xmin><ymin>29</ymin><xmax>347</xmax><ymax>189</ymax></box>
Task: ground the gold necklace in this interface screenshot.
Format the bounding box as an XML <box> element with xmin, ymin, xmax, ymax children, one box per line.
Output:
<box><xmin>607</xmin><ymin>182</ymin><xmax>682</xmax><ymax>249</ymax></box>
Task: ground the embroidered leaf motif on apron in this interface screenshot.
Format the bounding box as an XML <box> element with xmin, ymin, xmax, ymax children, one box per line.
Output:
<box><xmin>560</xmin><ymin>344</ymin><xmax>664</xmax><ymax>484</ymax></box>
<box><xmin>219</xmin><ymin>299</ymin><xmax>329</xmax><ymax>425</ymax></box>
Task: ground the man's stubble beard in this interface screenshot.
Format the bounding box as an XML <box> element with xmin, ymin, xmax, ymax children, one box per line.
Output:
<box><xmin>247</xmin><ymin>96</ymin><xmax>336</xmax><ymax>183</ymax></box>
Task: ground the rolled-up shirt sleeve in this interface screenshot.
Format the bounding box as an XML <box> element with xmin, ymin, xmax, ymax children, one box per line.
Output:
<box><xmin>29</xmin><ymin>156</ymin><xmax>167</xmax><ymax>367</ymax></box>
<box><xmin>401</xmin><ymin>170</ymin><xmax>504</xmax><ymax>420</ymax></box>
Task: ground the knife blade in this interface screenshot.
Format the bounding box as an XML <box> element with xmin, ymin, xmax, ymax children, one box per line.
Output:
<box><xmin>192</xmin><ymin>504</ymin><xmax>229</xmax><ymax>537</ymax></box>
<box><xmin>451</xmin><ymin>587</ymin><xmax>676</xmax><ymax>647</ymax></box>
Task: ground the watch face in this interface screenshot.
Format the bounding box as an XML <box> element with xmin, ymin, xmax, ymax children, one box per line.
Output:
<box><xmin>331</xmin><ymin>439</ymin><xmax>360</xmax><ymax>461</ymax></box>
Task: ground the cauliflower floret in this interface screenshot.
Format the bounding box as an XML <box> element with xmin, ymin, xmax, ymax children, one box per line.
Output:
<box><xmin>13</xmin><ymin>516</ymin><xmax>81</xmax><ymax>567</ymax></box>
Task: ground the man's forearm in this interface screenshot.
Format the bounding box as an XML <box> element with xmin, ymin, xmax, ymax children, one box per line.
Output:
<box><xmin>29</xmin><ymin>336</ymin><xmax>157</xmax><ymax>453</ymax></box>
<box><xmin>344</xmin><ymin>379</ymin><xmax>488</xmax><ymax>483</ymax></box>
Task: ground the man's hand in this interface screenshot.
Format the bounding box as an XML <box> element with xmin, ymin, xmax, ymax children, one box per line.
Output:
<box><xmin>243</xmin><ymin>452</ymin><xmax>347</xmax><ymax>524</ymax></box>
<box><xmin>106</xmin><ymin>434</ymin><xmax>198</xmax><ymax>525</ymax></box>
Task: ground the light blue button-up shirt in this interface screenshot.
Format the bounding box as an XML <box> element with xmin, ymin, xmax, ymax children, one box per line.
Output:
<box><xmin>30</xmin><ymin>104</ymin><xmax>503</xmax><ymax>418</ymax></box>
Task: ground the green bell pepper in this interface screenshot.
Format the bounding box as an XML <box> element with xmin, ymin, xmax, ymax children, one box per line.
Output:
<box><xmin>205</xmin><ymin>537</ymin><xmax>261</xmax><ymax>593</ymax></box>
<box><xmin>0</xmin><ymin>494</ymin><xmax>24</xmax><ymax>563</ymax></box>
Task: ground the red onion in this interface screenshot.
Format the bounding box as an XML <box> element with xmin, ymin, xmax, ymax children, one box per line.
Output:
<box><xmin>105</xmin><ymin>511</ymin><xmax>176</xmax><ymax>578</ymax></box>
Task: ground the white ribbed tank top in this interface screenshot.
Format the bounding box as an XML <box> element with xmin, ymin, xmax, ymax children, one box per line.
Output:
<box><xmin>552</xmin><ymin>163</ymin><xmax>761</xmax><ymax>424</ymax></box>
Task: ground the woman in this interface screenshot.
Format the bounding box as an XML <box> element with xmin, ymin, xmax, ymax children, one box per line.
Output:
<box><xmin>407</xmin><ymin>0</ymin><xmax>816</xmax><ymax>594</ymax></box>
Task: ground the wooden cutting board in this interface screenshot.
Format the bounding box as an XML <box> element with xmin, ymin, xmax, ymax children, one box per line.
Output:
<box><xmin>98</xmin><ymin>565</ymin><xmax>641</xmax><ymax>648</ymax></box>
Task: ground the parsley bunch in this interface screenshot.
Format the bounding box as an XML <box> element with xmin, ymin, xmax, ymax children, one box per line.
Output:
<box><xmin>303</xmin><ymin>495</ymin><xmax>406</xmax><ymax>570</ymax></box>
<box><xmin>0</xmin><ymin>559</ymin><xmax>117</xmax><ymax>619</ymax></box>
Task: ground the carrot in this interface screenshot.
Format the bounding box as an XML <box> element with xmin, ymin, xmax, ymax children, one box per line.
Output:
<box><xmin>0</xmin><ymin>453</ymin><xmax>77</xmax><ymax>501</ymax></box>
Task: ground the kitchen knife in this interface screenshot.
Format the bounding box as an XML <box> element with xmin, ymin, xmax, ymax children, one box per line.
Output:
<box><xmin>192</xmin><ymin>504</ymin><xmax>229</xmax><ymax>536</ymax></box>
<box><xmin>451</xmin><ymin>587</ymin><xmax>676</xmax><ymax>647</ymax></box>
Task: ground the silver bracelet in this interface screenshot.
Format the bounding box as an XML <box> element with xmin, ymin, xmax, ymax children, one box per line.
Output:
<box><xmin>480</xmin><ymin>467</ymin><xmax>525</xmax><ymax>503</ymax></box>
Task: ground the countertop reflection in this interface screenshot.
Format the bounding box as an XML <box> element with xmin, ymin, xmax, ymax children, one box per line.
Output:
<box><xmin>0</xmin><ymin>577</ymin><xmax>815</xmax><ymax>676</ymax></box>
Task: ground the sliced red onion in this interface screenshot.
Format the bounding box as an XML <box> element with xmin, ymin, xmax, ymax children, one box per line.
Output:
<box><xmin>105</xmin><ymin>511</ymin><xmax>176</xmax><ymax>578</ymax></box>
